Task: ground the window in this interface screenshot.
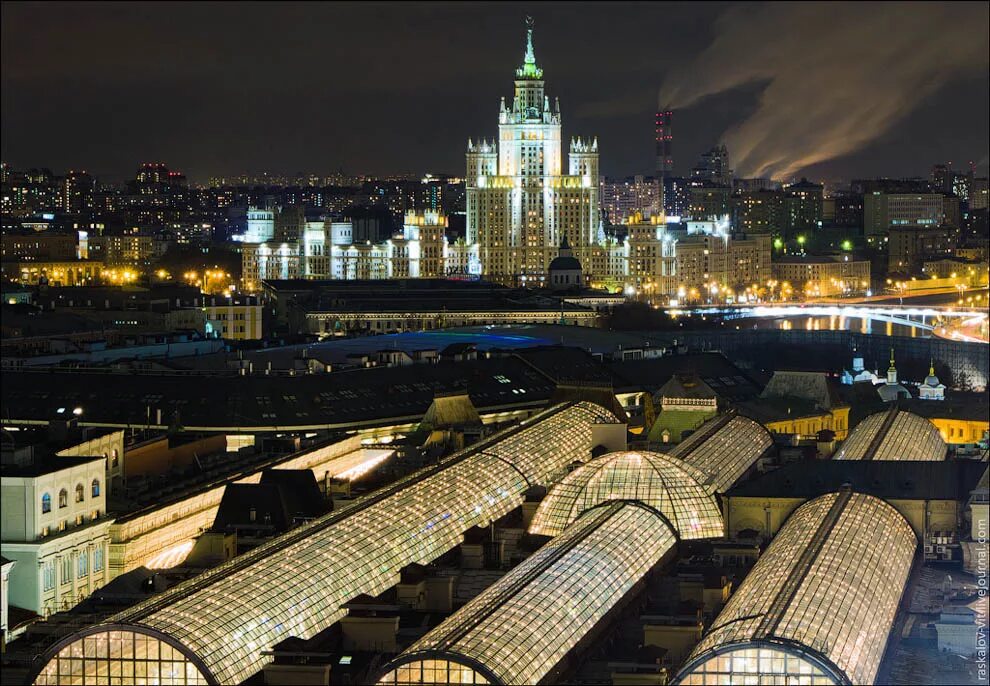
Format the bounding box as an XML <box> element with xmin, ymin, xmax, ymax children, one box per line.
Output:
<box><xmin>93</xmin><ymin>547</ymin><xmax>104</xmax><ymax>572</ymax></box>
<box><xmin>75</xmin><ymin>483</ymin><xmax>85</xmax><ymax>503</ymax></box>
<box><xmin>43</xmin><ymin>562</ymin><xmax>56</xmax><ymax>591</ymax></box>
<box><xmin>60</xmin><ymin>556</ymin><xmax>72</xmax><ymax>584</ymax></box>
<box><xmin>92</xmin><ymin>479</ymin><xmax>101</xmax><ymax>498</ymax></box>
<box><xmin>42</xmin><ymin>492</ymin><xmax>52</xmax><ymax>513</ymax></box>
<box><xmin>58</xmin><ymin>489</ymin><xmax>68</xmax><ymax>508</ymax></box>
<box><xmin>77</xmin><ymin>551</ymin><xmax>89</xmax><ymax>578</ymax></box>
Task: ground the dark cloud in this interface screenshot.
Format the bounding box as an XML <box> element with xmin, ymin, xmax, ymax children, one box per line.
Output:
<box><xmin>2</xmin><ymin>2</ymin><xmax>987</xmax><ymax>183</ymax></box>
<box><xmin>658</xmin><ymin>2</ymin><xmax>990</xmax><ymax>179</ymax></box>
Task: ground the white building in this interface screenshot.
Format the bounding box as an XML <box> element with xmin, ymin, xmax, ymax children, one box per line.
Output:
<box><xmin>465</xmin><ymin>19</ymin><xmax>600</xmax><ymax>285</ymax></box>
<box><xmin>919</xmin><ymin>362</ymin><xmax>946</xmax><ymax>401</ymax></box>
<box><xmin>1</xmin><ymin>453</ymin><xmax>113</xmax><ymax>617</ymax></box>
<box><xmin>1</xmin><ymin>556</ymin><xmax>13</xmax><ymax>646</ymax></box>
<box><xmin>240</xmin><ymin>211</ymin><xmax>460</xmax><ymax>292</ymax></box>
<box><xmin>840</xmin><ymin>355</ymin><xmax>881</xmax><ymax>386</ymax></box>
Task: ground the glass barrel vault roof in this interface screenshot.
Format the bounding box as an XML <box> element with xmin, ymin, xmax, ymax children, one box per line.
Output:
<box><xmin>834</xmin><ymin>409</ymin><xmax>945</xmax><ymax>461</ymax></box>
<box><xmin>378</xmin><ymin>501</ymin><xmax>677</xmax><ymax>686</ymax></box>
<box><xmin>673</xmin><ymin>490</ymin><xmax>916</xmax><ymax>686</ymax></box>
<box><xmin>529</xmin><ymin>450</ymin><xmax>723</xmax><ymax>540</ymax></box>
<box><xmin>32</xmin><ymin>401</ymin><xmax>619</xmax><ymax>686</ymax></box>
<box><xmin>669</xmin><ymin>414</ymin><xmax>774</xmax><ymax>493</ymax></box>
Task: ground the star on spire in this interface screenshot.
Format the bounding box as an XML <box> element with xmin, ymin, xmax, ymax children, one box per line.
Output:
<box><xmin>516</xmin><ymin>16</ymin><xmax>543</xmax><ymax>79</ymax></box>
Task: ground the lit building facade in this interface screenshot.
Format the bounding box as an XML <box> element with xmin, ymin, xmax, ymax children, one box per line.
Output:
<box><xmin>240</xmin><ymin>211</ymin><xmax>458</xmax><ymax>292</ymax></box>
<box><xmin>772</xmin><ymin>255</ymin><xmax>871</xmax><ymax>298</ymax></box>
<box><xmin>864</xmin><ymin>192</ymin><xmax>944</xmax><ymax>237</ymax></box>
<box><xmin>600</xmin><ymin>175</ymin><xmax>661</xmax><ymax>224</ymax></box>
<box><xmin>465</xmin><ymin>20</ymin><xmax>600</xmax><ymax>285</ymax></box>
<box><xmin>1</xmin><ymin>456</ymin><xmax>113</xmax><ymax>617</ymax></box>
<box><xmin>202</xmin><ymin>296</ymin><xmax>264</xmax><ymax>340</ymax></box>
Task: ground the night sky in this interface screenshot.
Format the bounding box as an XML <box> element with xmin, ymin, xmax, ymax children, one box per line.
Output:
<box><xmin>2</xmin><ymin>1</ymin><xmax>988</xmax><ymax>184</ymax></box>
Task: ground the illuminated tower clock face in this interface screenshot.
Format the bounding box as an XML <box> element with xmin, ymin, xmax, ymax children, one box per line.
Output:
<box><xmin>525</xmin><ymin>106</ymin><xmax>539</xmax><ymax>120</ymax></box>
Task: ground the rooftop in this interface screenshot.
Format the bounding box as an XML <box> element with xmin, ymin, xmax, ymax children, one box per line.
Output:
<box><xmin>726</xmin><ymin>459</ymin><xmax>986</xmax><ymax>501</ymax></box>
<box><xmin>0</xmin><ymin>353</ymin><xmax>565</xmax><ymax>430</ymax></box>
<box><xmin>1</xmin><ymin>454</ymin><xmax>104</xmax><ymax>479</ymax></box>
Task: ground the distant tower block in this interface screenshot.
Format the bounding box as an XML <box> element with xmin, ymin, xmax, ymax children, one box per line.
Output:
<box><xmin>656</xmin><ymin>108</ymin><xmax>673</xmax><ymax>176</ymax></box>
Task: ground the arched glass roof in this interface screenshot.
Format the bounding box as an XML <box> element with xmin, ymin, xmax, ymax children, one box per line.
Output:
<box><xmin>33</xmin><ymin>626</ymin><xmax>211</xmax><ymax>686</ymax></box>
<box><xmin>378</xmin><ymin>501</ymin><xmax>677</xmax><ymax>686</ymax></box>
<box><xmin>529</xmin><ymin>450</ymin><xmax>723</xmax><ymax>539</ymax></box>
<box><xmin>835</xmin><ymin>408</ymin><xmax>945</xmax><ymax>461</ymax></box>
<box><xmin>669</xmin><ymin>414</ymin><xmax>774</xmax><ymax>492</ymax></box>
<box><xmin>31</xmin><ymin>401</ymin><xmax>619</xmax><ymax>686</ymax></box>
<box><xmin>674</xmin><ymin>491</ymin><xmax>916</xmax><ymax>686</ymax></box>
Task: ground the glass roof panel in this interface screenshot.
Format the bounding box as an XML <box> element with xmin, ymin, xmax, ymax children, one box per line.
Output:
<box><xmin>529</xmin><ymin>451</ymin><xmax>723</xmax><ymax>540</ymax></box>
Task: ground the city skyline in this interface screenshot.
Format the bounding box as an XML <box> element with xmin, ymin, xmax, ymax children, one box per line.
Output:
<box><xmin>2</xmin><ymin>2</ymin><xmax>988</xmax><ymax>185</ymax></box>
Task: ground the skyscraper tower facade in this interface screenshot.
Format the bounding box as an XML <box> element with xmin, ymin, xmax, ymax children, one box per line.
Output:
<box><xmin>656</xmin><ymin>108</ymin><xmax>673</xmax><ymax>176</ymax></box>
<box><xmin>466</xmin><ymin>18</ymin><xmax>600</xmax><ymax>285</ymax></box>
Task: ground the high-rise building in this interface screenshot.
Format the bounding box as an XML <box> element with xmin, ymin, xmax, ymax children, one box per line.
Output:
<box><xmin>59</xmin><ymin>171</ymin><xmax>95</xmax><ymax>214</ymax></box>
<box><xmin>662</xmin><ymin>176</ymin><xmax>691</xmax><ymax>218</ymax></box>
<box><xmin>732</xmin><ymin>189</ymin><xmax>786</xmax><ymax>235</ymax></box>
<box><xmin>465</xmin><ymin>19</ymin><xmax>600</xmax><ymax>284</ymax></box>
<box><xmin>691</xmin><ymin>145</ymin><xmax>733</xmax><ymax>186</ymax></box>
<box><xmin>688</xmin><ymin>182</ymin><xmax>732</xmax><ymax>221</ymax></box>
<box><xmin>600</xmin><ymin>175</ymin><xmax>661</xmax><ymax>224</ymax></box>
<box><xmin>656</xmin><ymin>109</ymin><xmax>673</xmax><ymax>177</ymax></box>
<box><xmin>784</xmin><ymin>178</ymin><xmax>824</xmax><ymax>238</ymax></box>
<box><xmin>931</xmin><ymin>163</ymin><xmax>952</xmax><ymax>194</ymax></box>
<box><xmin>971</xmin><ymin>177</ymin><xmax>989</xmax><ymax>210</ymax></box>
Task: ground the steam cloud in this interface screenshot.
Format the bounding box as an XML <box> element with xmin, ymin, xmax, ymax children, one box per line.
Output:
<box><xmin>659</xmin><ymin>2</ymin><xmax>989</xmax><ymax>179</ymax></box>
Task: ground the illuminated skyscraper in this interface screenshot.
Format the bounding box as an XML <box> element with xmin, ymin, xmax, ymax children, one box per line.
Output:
<box><xmin>466</xmin><ymin>18</ymin><xmax>601</xmax><ymax>285</ymax></box>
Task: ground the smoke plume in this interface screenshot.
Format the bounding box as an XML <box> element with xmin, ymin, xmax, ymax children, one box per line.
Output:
<box><xmin>659</xmin><ymin>2</ymin><xmax>989</xmax><ymax>179</ymax></box>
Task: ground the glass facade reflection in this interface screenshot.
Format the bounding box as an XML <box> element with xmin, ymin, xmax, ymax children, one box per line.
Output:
<box><xmin>379</xmin><ymin>502</ymin><xmax>677</xmax><ymax>685</ymax></box>
<box><xmin>669</xmin><ymin>414</ymin><xmax>774</xmax><ymax>492</ymax></box>
<box><xmin>34</xmin><ymin>629</ymin><xmax>209</xmax><ymax>686</ymax></box>
<box><xmin>834</xmin><ymin>409</ymin><xmax>945</xmax><ymax>461</ymax></box>
<box><xmin>674</xmin><ymin>491</ymin><xmax>916</xmax><ymax>686</ymax></box>
<box><xmin>529</xmin><ymin>451</ymin><xmax>723</xmax><ymax>539</ymax></box>
<box><xmin>33</xmin><ymin>402</ymin><xmax>619</xmax><ymax>686</ymax></box>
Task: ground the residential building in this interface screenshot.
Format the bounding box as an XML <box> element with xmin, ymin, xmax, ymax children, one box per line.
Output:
<box><xmin>772</xmin><ymin>254</ymin><xmax>871</xmax><ymax>297</ymax></box>
<box><xmin>863</xmin><ymin>192</ymin><xmax>944</xmax><ymax>237</ymax></box>
<box><xmin>661</xmin><ymin>225</ymin><xmax>772</xmax><ymax>302</ymax></box>
<box><xmin>600</xmin><ymin>175</ymin><xmax>661</xmax><ymax>224</ymax></box>
<box><xmin>203</xmin><ymin>295</ymin><xmax>264</xmax><ymax>340</ymax></box>
<box><xmin>888</xmin><ymin>226</ymin><xmax>958</xmax><ymax>273</ymax></box>
<box><xmin>732</xmin><ymin>189</ymin><xmax>785</xmax><ymax>235</ymax></box>
<box><xmin>1</xmin><ymin>231</ymin><xmax>78</xmax><ymax>262</ymax></box>
<box><xmin>783</xmin><ymin>178</ymin><xmax>823</xmax><ymax>238</ymax></box>
<box><xmin>1</xmin><ymin>450</ymin><xmax>112</xmax><ymax>617</ymax></box>
<box><xmin>4</xmin><ymin>260</ymin><xmax>104</xmax><ymax>287</ymax></box>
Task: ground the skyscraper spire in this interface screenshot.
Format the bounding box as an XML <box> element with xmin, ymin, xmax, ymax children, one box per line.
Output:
<box><xmin>516</xmin><ymin>16</ymin><xmax>543</xmax><ymax>79</ymax></box>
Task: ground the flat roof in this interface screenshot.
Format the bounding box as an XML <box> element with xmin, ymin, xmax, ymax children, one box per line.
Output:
<box><xmin>0</xmin><ymin>353</ymin><xmax>563</xmax><ymax>430</ymax></box>
<box><xmin>726</xmin><ymin>459</ymin><xmax>986</xmax><ymax>501</ymax></box>
<box><xmin>1</xmin><ymin>454</ymin><xmax>104</xmax><ymax>478</ymax></box>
